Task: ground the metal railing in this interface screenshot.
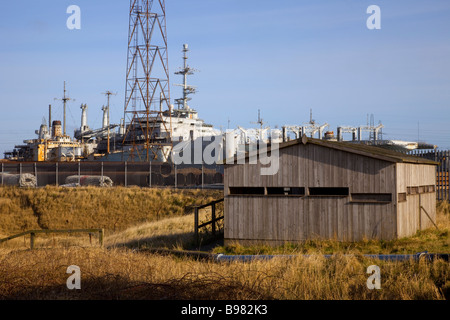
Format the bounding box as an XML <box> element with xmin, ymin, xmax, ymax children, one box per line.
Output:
<box><xmin>409</xmin><ymin>150</ymin><xmax>449</xmax><ymax>201</ymax></box>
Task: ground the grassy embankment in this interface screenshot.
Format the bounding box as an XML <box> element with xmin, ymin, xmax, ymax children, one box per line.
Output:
<box><xmin>0</xmin><ymin>186</ymin><xmax>222</xmax><ymax>249</ymax></box>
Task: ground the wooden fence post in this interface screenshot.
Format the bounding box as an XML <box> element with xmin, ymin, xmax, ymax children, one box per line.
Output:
<box><xmin>30</xmin><ymin>232</ymin><xmax>35</xmax><ymax>250</ymax></box>
<box><xmin>99</xmin><ymin>229</ymin><xmax>104</xmax><ymax>248</ymax></box>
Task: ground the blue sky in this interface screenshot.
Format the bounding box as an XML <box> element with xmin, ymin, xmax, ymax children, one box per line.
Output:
<box><xmin>0</xmin><ymin>0</ymin><xmax>449</xmax><ymax>156</ymax></box>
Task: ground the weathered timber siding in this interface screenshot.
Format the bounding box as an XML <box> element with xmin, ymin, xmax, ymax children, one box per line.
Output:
<box><xmin>224</xmin><ymin>143</ymin><xmax>399</xmax><ymax>243</ymax></box>
<box><xmin>396</xmin><ymin>163</ymin><xmax>437</xmax><ymax>238</ymax></box>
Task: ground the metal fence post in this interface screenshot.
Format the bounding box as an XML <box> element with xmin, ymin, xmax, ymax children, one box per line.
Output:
<box><xmin>56</xmin><ymin>163</ymin><xmax>58</xmax><ymax>186</ymax></box>
<box><xmin>445</xmin><ymin>150</ymin><xmax>450</xmax><ymax>201</ymax></box>
<box><xmin>439</xmin><ymin>151</ymin><xmax>442</xmax><ymax>201</ymax></box>
<box><xmin>34</xmin><ymin>163</ymin><xmax>38</xmax><ymax>187</ymax></box>
<box><xmin>442</xmin><ymin>151</ymin><xmax>445</xmax><ymax>201</ymax></box>
<box><xmin>201</xmin><ymin>162</ymin><xmax>204</xmax><ymax>190</ymax></box>
<box><xmin>124</xmin><ymin>161</ymin><xmax>127</xmax><ymax>187</ymax></box>
<box><xmin>78</xmin><ymin>161</ymin><xmax>81</xmax><ymax>185</ymax></box>
<box><xmin>149</xmin><ymin>161</ymin><xmax>152</xmax><ymax>188</ymax></box>
<box><xmin>175</xmin><ymin>164</ymin><xmax>177</xmax><ymax>189</ymax></box>
<box><xmin>1</xmin><ymin>163</ymin><xmax>3</xmax><ymax>186</ymax></box>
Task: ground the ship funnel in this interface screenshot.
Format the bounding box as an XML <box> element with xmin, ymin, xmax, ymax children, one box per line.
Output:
<box><xmin>52</xmin><ymin>120</ymin><xmax>62</xmax><ymax>138</ymax></box>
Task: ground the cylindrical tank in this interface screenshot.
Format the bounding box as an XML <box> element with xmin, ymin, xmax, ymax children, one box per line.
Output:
<box><xmin>119</xmin><ymin>118</ymin><xmax>125</xmax><ymax>136</ymax></box>
<box><xmin>225</xmin><ymin>132</ymin><xmax>236</xmax><ymax>161</ymax></box>
<box><xmin>52</xmin><ymin>120</ymin><xmax>62</xmax><ymax>138</ymax></box>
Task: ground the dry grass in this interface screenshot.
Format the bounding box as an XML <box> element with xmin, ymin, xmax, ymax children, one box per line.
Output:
<box><xmin>0</xmin><ymin>247</ymin><xmax>447</xmax><ymax>300</ymax></box>
<box><xmin>0</xmin><ymin>187</ymin><xmax>448</xmax><ymax>300</ymax></box>
<box><xmin>106</xmin><ymin>213</ymin><xmax>199</xmax><ymax>250</ymax></box>
<box><xmin>216</xmin><ymin>201</ymin><xmax>450</xmax><ymax>256</ymax></box>
<box><xmin>0</xmin><ymin>186</ymin><xmax>222</xmax><ymax>237</ymax></box>
<box><xmin>105</xmin><ymin>203</ymin><xmax>221</xmax><ymax>250</ymax></box>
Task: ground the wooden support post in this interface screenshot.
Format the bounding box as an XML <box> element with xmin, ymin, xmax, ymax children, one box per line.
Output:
<box><xmin>1</xmin><ymin>163</ymin><xmax>3</xmax><ymax>186</ymax></box>
<box><xmin>56</xmin><ymin>163</ymin><xmax>59</xmax><ymax>186</ymax></box>
<box><xmin>78</xmin><ymin>161</ymin><xmax>81</xmax><ymax>185</ymax></box>
<box><xmin>420</xmin><ymin>206</ymin><xmax>439</xmax><ymax>231</ymax></box>
<box><xmin>419</xmin><ymin>194</ymin><xmax>422</xmax><ymax>230</ymax></box>
<box><xmin>30</xmin><ymin>232</ymin><xmax>35</xmax><ymax>250</ymax></box>
<box><xmin>99</xmin><ymin>229</ymin><xmax>104</xmax><ymax>247</ymax></box>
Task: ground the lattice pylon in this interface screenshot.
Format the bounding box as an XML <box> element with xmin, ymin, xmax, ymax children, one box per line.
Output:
<box><xmin>122</xmin><ymin>0</ymin><xmax>172</xmax><ymax>162</ymax></box>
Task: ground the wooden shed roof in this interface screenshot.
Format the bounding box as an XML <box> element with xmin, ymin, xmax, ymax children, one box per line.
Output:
<box><xmin>280</xmin><ymin>136</ymin><xmax>439</xmax><ymax>165</ymax></box>
<box><xmin>224</xmin><ymin>135</ymin><xmax>439</xmax><ymax>166</ymax></box>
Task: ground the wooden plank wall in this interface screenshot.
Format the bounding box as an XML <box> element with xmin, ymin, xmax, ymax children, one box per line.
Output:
<box><xmin>396</xmin><ymin>163</ymin><xmax>437</xmax><ymax>238</ymax></box>
<box><xmin>224</xmin><ymin>143</ymin><xmax>399</xmax><ymax>243</ymax></box>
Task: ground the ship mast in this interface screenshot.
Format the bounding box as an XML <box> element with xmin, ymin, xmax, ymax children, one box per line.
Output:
<box><xmin>102</xmin><ymin>90</ymin><xmax>116</xmax><ymax>154</ymax></box>
<box><xmin>174</xmin><ymin>44</ymin><xmax>197</xmax><ymax>110</ymax></box>
<box><xmin>54</xmin><ymin>81</ymin><xmax>74</xmax><ymax>137</ymax></box>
